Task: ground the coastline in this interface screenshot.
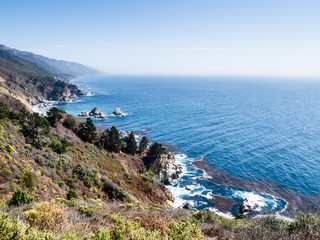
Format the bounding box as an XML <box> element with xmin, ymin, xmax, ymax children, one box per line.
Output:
<box><xmin>33</xmin><ymin>76</ymin><xmax>320</xmax><ymax>219</ymax></box>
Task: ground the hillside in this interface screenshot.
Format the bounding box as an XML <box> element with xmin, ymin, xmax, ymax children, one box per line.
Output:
<box><xmin>0</xmin><ymin>48</ymin><xmax>85</xmax><ymax>110</ymax></box>
<box><xmin>0</xmin><ymin>48</ymin><xmax>319</xmax><ymax>239</ymax></box>
<box><xmin>0</xmin><ymin>44</ymin><xmax>100</xmax><ymax>80</ymax></box>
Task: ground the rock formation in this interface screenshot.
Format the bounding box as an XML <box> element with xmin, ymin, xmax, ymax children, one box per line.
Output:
<box><xmin>240</xmin><ymin>198</ymin><xmax>259</xmax><ymax>213</ymax></box>
<box><xmin>113</xmin><ymin>108</ymin><xmax>125</xmax><ymax>117</ymax></box>
<box><xmin>149</xmin><ymin>152</ymin><xmax>182</xmax><ymax>185</ymax></box>
<box><xmin>78</xmin><ymin>112</ymin><xmax>89</xmax><ymax>117</ymax></box>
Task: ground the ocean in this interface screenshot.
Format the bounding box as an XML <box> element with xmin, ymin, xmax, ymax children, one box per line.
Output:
<box><xmin>57</xmin><ymin>75</ymin><xmax>320</xmax><ymax>218</ymax></box>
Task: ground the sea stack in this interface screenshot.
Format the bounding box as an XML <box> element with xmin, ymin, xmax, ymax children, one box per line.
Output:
<box><xmin>113</xmin><ymin>108</ymin><xmax>125</xmax><ymax>117</ymax></box>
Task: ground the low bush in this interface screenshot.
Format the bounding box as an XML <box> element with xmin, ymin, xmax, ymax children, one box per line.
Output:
<box><xmin>19</xmin><ymin>172</ymin><xmax>34</xmax><ymax>190</ymax></box>
<box><xmin>67</xmin><ymin>189</ymin><xmax>79</xmax><ymax>200</ymax></box>
<box><xmin>63</xmin><ymin>115</ymin><xmax>76</xmax><ymax>130</ymax></box>
<box><xmin>9</xmin><ymin>188</ymin><xmax>34</xmax><ymax>206</ymax></box>
<box><xmin>24</xmin><ymin>201</ymin><xmax>68</xmax><ymax>231</ymax></box>
<box><xmin>49</xmin><ymin>137</ymin><xmax>72</xmax><ymax>154</ymax></box>
<box><xmin>78</xmin><ymin>205</ymin><xmax>96</xmax><ymax>217</ymax></box>
<box><xmin>0</xmin><ymin>212</ymin><xmax>27</xmax><ymax>240</ymax></box>
<box><xmin>73</xmin><ymin>164</ymin><xmax>99</xmax><ymax>188</ymax></box>
<box><xmin>103</xmin><ymin>180</ymin><xmax>128</xmax><ymax>201</ymax></box>
<box><xmin>166</xmin><ymin>219</ymin><xmax>205</xmax><ymax>240</ymax></box>
<box><xmin>5</xmin><ymin>144</ymin><xmax>17</xmax><ymax>153</ymax></box>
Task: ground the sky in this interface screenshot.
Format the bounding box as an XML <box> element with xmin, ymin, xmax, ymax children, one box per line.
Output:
<box><xmin>1</xmin><ymin>0</ymin><xmax>320</xmax><ymax>77</ymax></box>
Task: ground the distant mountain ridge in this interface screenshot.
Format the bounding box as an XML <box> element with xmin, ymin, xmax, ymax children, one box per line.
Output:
<box><xmin>0</xmin><ymin>44</ymin><xmax>100</xmax><ymax>80</ymax></box>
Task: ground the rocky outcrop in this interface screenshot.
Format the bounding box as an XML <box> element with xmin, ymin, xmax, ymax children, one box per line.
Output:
<box><xmin>149</xmin><ymin>152</ymin><xmax>182</xmax><ymax>185</ymax></box>
<box><xmin>113</xmin><ymin>108</ymin><xmax>125</xmax><ymax>117</ymax></box>
<box><xmin>240</xmin><ymin>198</ymin><xmax>258</xmax><ymax>213</ymax></box>
<box><xmin>88</xmin><ymin>107</ymin><xmax>106</xmax><ymax>119</ymax></box>
<box><xmin>89</xmin><ymin>107</ymin><xmax>102</xmax><ymax>116</ymax></box>
<box><xmin>78</xmin><ymin>112</ymin><xmax>89</xmax><ymax>117</ymax></box>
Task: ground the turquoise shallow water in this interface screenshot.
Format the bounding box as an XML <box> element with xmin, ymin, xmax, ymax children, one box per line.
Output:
<box><xmin>58</xmin><ymin>75</ymin><xmax>320</xmax><ymax>217</ymax></box>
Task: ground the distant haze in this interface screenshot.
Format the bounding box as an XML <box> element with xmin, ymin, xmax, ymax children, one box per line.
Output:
<box><xmin>1</xmin><ymin>0</ymin><xmax>320</xmax><ymax>78</ymax></box>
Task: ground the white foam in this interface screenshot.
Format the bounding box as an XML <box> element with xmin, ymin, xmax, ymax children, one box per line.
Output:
<box><xmin>232</xmin><ymin>190</ymin><xmax>280</xmax><ymax>212</ymax></box>
<box><xmin>207</xmin><ymin>207</ymin><xmax>235</xmax><ymax>219</ymax></box>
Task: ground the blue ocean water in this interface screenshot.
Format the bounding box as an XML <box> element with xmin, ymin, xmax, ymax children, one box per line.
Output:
<box><xmin>59</xmin><ymin>75</ymin><xmax>320</xmax><ymax>217</ymax></box>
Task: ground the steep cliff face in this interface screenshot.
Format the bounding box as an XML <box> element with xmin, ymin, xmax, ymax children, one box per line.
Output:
<box><xmin>149</xmin><ymin>152</ymin><xmax>183</xmax><ymax>185</ymax></box>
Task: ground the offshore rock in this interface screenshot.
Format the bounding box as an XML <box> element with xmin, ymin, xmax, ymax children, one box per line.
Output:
<box><xmin>240</xmin><ymin>198</ymin><xmax>259</xmax><ymax>213</ymax></box>
<box><xmin>113</xmin><ymin>108</ymin><xmax>125</xmax><ymax>116</ymax></box>
<box><xmin>89</xmin><ymin>107</ymin><xmax>102</xmax><ymax>116</ymax></box>
<box><xmin>78</xmin><ymin>112</ymin><xmax>89</xmax><ymax>117</ymax></box>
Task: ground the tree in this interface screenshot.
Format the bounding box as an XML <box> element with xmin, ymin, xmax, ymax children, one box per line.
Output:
<box><xmin>46</xmin><ymin>107</ymin><xmax>65</xmax><ymax>126</ymax></box>
<box><xmin>139</xmin><ymin>136</ymin><xmax>148</xmax><ymax>154</ymax></box>
<box><xmin>21</xmin><ymin>113</ymin><xmax>50</xmax><ymax>148</ymax></box>
<box><xmin>125</xmin><ymin>132</ymin><xmax>137</xmax><ymax>155</ymax></box>
<box><xmin>78</xmin><ymin>118</ymin><xmax>97</xmax><ymax>143</ymax></box>
<box><xmin>147</xmin><ymin>142</ymin><xmax>166</xmax><ymax>159</ymax></box>
<box><xmin>106</xmin><ymin>126</ymin><xmax>122</xmax><ymax>153</ymax></box>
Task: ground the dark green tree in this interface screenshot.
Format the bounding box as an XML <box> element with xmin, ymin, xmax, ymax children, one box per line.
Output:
<box><xmin>125</xmin><ymin>132</ymin><xmax>137</xmax><ymax>155</ymax></box>
<box><xmin>147</xmin><ymin>142</ymin><xmax>166</xmax><ymax>158</ymax></box>
<box><xmin>139</xmin><ymin>136</ymin><xmax>148</xmax><ymax>154</ymax></box>
<box><xmin>107</xmin><ymin>126</ymin><xmax>122</xmax><ymax>153</ymax></box>
<box><xmin>78</xmin><ymin>118</ymin><xmax>97</xmax><ymax>143</ymax></box>
<box><xmin>46</xmin><ymin>107</ymin><xmax>65</xmax><ymax>126</ymax></box>
<box><xmin>21</xmin><ymin>113</ymin><xmax>50</xmax><ymax>148</ymax></box>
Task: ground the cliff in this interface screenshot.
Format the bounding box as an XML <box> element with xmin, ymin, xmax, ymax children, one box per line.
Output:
<box><xmin>148</xmin><ymin>152</ymin><xmax>183</xmax><ymax>185</ymax></box>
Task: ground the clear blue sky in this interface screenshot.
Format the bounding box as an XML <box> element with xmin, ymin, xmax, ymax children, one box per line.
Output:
<box><xmin>1</xmin><ymin>0</ymin><xmax>320</xmax><ymax>77</ymax></box>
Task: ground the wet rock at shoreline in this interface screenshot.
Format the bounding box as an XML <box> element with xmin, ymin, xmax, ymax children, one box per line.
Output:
<box><xmin>149</xmin><ymin>152</ymin><xmax>183</xmax><ymax>185</ymax></box>
<box><xmin>240</xmin><ymin>198</ymin><xmax>258</xmax><ymax>213</ymax></box>
<box><xmin>181</xmin><ymin>202</ymin><xmax>191</xmax><ymax>210</ymax></box>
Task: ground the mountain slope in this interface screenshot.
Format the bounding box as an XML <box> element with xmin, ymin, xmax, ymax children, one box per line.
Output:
<box><xmin>0</xmin><ymin>44</ymin><xmax>100</xmax><ymax>80</ymax></box>
<box><xmin>0</xmin><ymin>49</ymin><xmax>84</xmax><ymax>110</ymax></box>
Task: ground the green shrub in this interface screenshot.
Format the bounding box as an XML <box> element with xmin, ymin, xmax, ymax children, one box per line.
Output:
<box><xmin>0</xmin><ymin>212</ymin><xmax>27</xmax><ymax>240</ymax></box>
<box><xmin>60</xmin><ymin>232</ymin><xmax>81</xmax><ymax>240</ymax></box>
<box><xmin>24</xmin><ymin>201</ymin><xmax>68</xmax><ymax>231</ymax></box>
<box><xmin>63</xmin><ymin>116</ymin><xmax>76</xmax><ymax>130</ymax></box>
<box><xmin>93</xmin><ymin>228</ymin><xmax>111</xmax><ymax>240</ymax></box>
<box><xmin>103</xmin><ymin>180</ymin><xmax>128</xmax><ymax>201</ymax></box>
<box><xmin>67</xmin><ymin>189</ymin><xmax>79</xmax><ymax>200</ymax></box>
<box><xmin>5</xmin><ymin>154</ymin><xmax>12</xmax><ymax>161</ymax></box>
<box><xmin>24</xmin><ymin>228</ymin><xmax>55</xmax><ymax>240</ymax></box>
<box><xmin>78</xmin><ymin>205</ymin><xmax>96</xmax><ymax>217</ymax></box>
<box><xmin>9</xmin><ymin>188</ymin><xmax>34</xmax><ymax>206</ymax></box>
<box><xmin>49</xmin><ymin>137</ymin><xmax>72</xmax><ymax>154</ymax></box>
<box><xmin>19</xmin><ymin>172</ymin><xmax>34</xmax><ymax>190</ymax></box>
<box><xmin>5</xmin><ymin>144</ymin><xmax>17</xmax><ymax>153</ymax></box>
<box><xmin>166</xmin><ymin>219</ymin><xmax>205</xmax><ymax>240</ymax></box>
<box><xmin>73</xmin><ymin>164</ymin><xmax>99</xmax><ymax>188</ymax></box>
<box><xmin>193</xmin><ymin>210</ymin><xmax>218</xmax><ymax>223</ymax></box>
